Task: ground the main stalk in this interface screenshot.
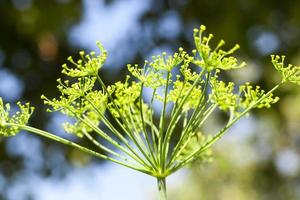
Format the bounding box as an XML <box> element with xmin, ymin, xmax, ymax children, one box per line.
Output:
<box><xmin>157</xmin><ymin>178</ymin><xmax>167</xmax><ymax>200</ymax></box>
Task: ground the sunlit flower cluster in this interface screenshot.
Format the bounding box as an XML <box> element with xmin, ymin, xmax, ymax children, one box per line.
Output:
<box><xmin>0</xmin><ymin>26</ymin><xmax>299</xmax><ymax>194</ymax></box>
<box><xmin>0</xmin><ymin>98</ymin><xmax>34</xmax><ymax>136</ymax></box>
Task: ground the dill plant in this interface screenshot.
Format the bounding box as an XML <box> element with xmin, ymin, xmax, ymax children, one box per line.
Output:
<box><xmin>1</xmin><ymin>25</ymin><xmax>300</xmax><ymax>200</ymax></box>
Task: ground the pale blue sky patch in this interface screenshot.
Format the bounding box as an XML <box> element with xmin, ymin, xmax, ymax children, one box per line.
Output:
<box><xmin>6</xmin><ymin>132</ymin><xmax>43</xmax><ymax>171</ymax></box>
<box><xmin>275</xmin><ymin>149</ymin><xmax>300</xmax><ymax>177</ymax></box>
<box><xmin>0</xmin><ymin>173</ymin><xmax>5</xmax><ymax>195</ymax></box>
<box><xmin>46</xmin><ymin>112</ymin><xmax>77</xmax><ymax>140</ymax></box>
<box><xmin>254</xmin><ymin>32</ymin><xmax>279</xmax><ymax>56</ymax></box>
<box><xmin>69</xmin><ymin>0</ymin><xmax>151</xmax><ymax>68</ymax></box>
<box><xmin>158</xmin><ymin>10</ymin><xmax>182</xmax><ymax>40</ymax></box>
<box><xmin>0</xmin><ymin>69</ymin><xmax>24</xmax><ymax>102</ymax></box>
<box><xmin>4</xmin><ymin>162</ymin><xmax>187</xmax><ymax>200</ymax></box>
<box><xmin>225</xmin><ymin>116</ymin><xmax>257</xmax><ymax>142</ymax></box>
<box><xmin>248</xmin><ymin>26</ymin><xmax>280</xmax><ymax>56</ymax></box>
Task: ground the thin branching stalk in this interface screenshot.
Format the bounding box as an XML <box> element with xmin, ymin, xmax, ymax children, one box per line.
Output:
<box><xmin>1</xmin><ymin>25</ymin><xmax>298</xmax><ymax>200</ymax></box>
<box><xmin>96</xmin><ymin>74</ymin><xmax>158</xmax><ymax>170</ymax></box>
<box><xmin>158</xmin><ymin>71</ymin><xmax>171</xmax><ymax>173</ymax></box>
<box><xmin>8</xmin><ymin>123</ymin><xmax>151</xmax><ymax>175</ymax></box>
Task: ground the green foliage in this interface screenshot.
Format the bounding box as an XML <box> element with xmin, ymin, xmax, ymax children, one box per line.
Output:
<box><xmin>127</xmin><ymin>62</ymin><xmax>166</xmax><ymax>88</ymax></box>
<box><xmin>210</xmin><ymin>76</ymin><xmax>238</xmax><ymax>112</ymax></box>
<box><xmin>168</xmin><ymin>79</ymin><xmax>203</xmax><ymax>111</ymax></box>
<box><xmin>62</xmin><ymin>42</ymin><xmax>107</xmax><ymax>77</ymax></box>
<box><xmin>41</xmin><ymin>46</ymin><xmax>108</xmax><ymax>137</ymax></box>
<box><xmin>209</xmin><ymin>77</ymin><xmax>279</xmax><ymax>114</ymax></box>
<box><xmin>0</xmin><ymin>98</ymin><xmax>34</xmax><ymax>137</ymax></box>
<box><xmin>271</xmin><ymin>55</ymin><xmax>300</xmax><ymax>85</ymax></box>
<box><xmin>0</xmin><ymin>25</ymin><xmax>298</xmax><ymax>200</ymax></box>
<box><xmin>176</xmin><ymin>131</ymin><xmax>212</xmax><ymax>163</ymax></box>
<box><xmin>239</xmin><ymin>83</ymin><xmax>279</xmax><ymax>109</ymax></box>
<box><xmin>107</xmin><ymin>78</ymin><xmax>151</xmax><ymax>132</ymax></box>
<box><xmin>192</xmin><ymin>25</ymin><xmax>246</xmax><ymax>71</ymax></box>
<box><xmin>149</xmin><ymin>49</ymin><xmax>186</xmax><ymax>72</ymax></box>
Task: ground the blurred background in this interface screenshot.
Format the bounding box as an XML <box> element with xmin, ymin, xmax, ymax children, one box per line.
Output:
<box><xmin>0</xmin><ymin>0</ymin><xmax>300</xmax><ymax>199</ymax></box>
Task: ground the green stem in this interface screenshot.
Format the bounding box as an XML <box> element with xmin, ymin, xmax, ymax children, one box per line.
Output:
<box><xmin>79</xmin><ymin>115</ymin><xmax>151</xmax><ymax>169</ymax></box>
<box><xmin>158</xmin><ymin>71</ymin><xmax>170</xmax><ymax>170</ymax></box>
<box><xmin>169</xmin><ymin>104</ymin><xmax>217</xmax><ymax>165</ymax></box>
<box><xmin>162</xmin><ymin>70</ymin><xmax>205</xmax><ymax>164</ymax></box>
<box><xmin>8</xmin><ymin>123</ymin><xmax>152</xmax><ymax>175</ymax></box>
<box><xmin>81</xmin><ymin>98</ymin><xmax>145</xmax><ymax>166</ymax></box>
<box><xmin>83</xmin><ymin>131</ymin><xmax>134</xmax><ymax>164</ymax></box>
<box><xmin>149</xmin><ymin>88</ymin><xmax>158</xmax><ymax>155</ymax></box>
<box><xmin>157</xmin><ymin>178</ymin><xmax>167</xmax><ymax>200</ymax></box>
<box><xmin>171</xmin><ymin>82</ymin><xmax>283</xmax><ymax>171</ymax></box>
<box><xmin>165</xmin><ymin>73</ymin><xmax>208</xmax><ymax>168</ymax></box>
<box><xmin>139</xmin><ymin>83</ymin><xmax>157</xmax><ymax>165</ymax></box>
<box><xmin>128</xmin><ymin>105</ymin><xmax>158</xmax><ymax>170</ymax></box>
<box><xmin>96</xmin><ymin>74</ymin><xmax>157</xmax><ymax>170</ymax></box>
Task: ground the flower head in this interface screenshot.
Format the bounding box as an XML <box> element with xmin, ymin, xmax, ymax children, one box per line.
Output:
<box><xmin>192</xmin><ymin>25</ymin><xmax>246</xmax><ymax>71</ymax></box>
<box><xmin>271</xmin><ymin>55</ymin><xmax>300</xmax><ymax>85</ymax></box>
<box><xmin>0</xmin><ymin>98</ymin><xmax>34</xmax><ymax>137</ymax></box>
<box><xmin>62</xmin><ymin>42</ymin><xmax>107</xmax><ymax>77</ymax></box>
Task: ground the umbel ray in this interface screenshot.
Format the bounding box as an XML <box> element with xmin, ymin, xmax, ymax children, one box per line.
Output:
<box><xmin>1</xmin><ymin>25</ymin><xmax>299</xmax><ymax>200</ymax></box>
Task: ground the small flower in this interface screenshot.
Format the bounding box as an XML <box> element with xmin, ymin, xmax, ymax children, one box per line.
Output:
<box><xmin>127</xmin><ymin>61</ymin><xmax>166</xmax><ymax>88</ymax></box>
<box><xmin>193</xmin><ymin>25</ymin><xmax>246</xmax><ymax>71</ymax></box>
<box><xmin>62</xmin><ymin>42</ymin><xmax>107</xmax><ymax>77</ymax></box>
<box><xmin>1</xmin><ymin>25</ymin><xmax>299</xmax><ymax>196</ymax></box>
<box><xmin>271</xmin><ymin>55</ymin><xmax>300</xmax><ymax>85</ymax></box>
<box><xmin>41</xmin><ymin>76</ymin><xmax>106</xmax><ymax>137</ymax></box>
<box><xmin>149</xmin><ymin>48</ymin><xmax>186</xmax><ymax>72</ymax></box>
<box><xmin>0</xmin><ymin>98</ymin><xmax>34</xmax><ymax>137</ymax></box>
<box><xmin>168</xmin><ymin>79</ymin><xmax>202</xmax><ymax>111</ymax></box>
<box><xmin>240</xmin><ymin>83</ymin><xmax>279</xmax><ymax>109</ymax></box>
<box><xmin>176</xmin><ymin>131</ymin><xmax>212</xmax><ymax>163</ymax></box>
<box><xmin>209</xmin><ymin>77</ymin><xmax>240</xmax><ymax>112</ymax></box>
